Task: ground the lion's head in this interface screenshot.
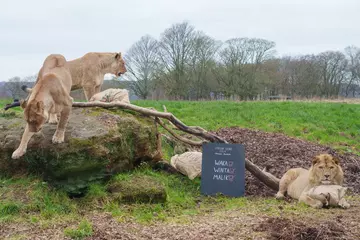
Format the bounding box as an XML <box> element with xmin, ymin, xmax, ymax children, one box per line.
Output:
<box><xmin>23</xmin><ymin>100</ymin><xmax>47</xmax><ymax>132</ymax></box>
<box><xmin>110</xmin><ymin>52</ymin><xmax>127</xmax><ymax>76</ymax></box>
<box><xmin>309</xmin><ymin>154</ymin><xmax>344</xmax><ymax>186</ymax></box>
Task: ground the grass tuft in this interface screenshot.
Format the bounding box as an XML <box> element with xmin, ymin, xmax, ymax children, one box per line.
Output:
<box><xmin>63</xmin><ymin>219</ymin><xmax>93</xmax><ymax>240</ymax></box>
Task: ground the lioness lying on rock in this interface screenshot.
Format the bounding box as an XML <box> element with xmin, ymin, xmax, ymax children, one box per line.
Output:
<box><xmin>89</xmin><ymin>88</ymin><xmax>130</xmax><ymax>104</ymax></box>
<box><xmin>12</xmin><ymin>54</ymin><xmax>73</xmax><ymax>159</ymax></box>
<box><xmin>275</xmin><ymin>154</ymin><xmax>345</xmax><ymax>209</ymax></box>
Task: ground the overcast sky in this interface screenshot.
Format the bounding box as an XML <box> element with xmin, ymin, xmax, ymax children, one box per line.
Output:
<box><xmin>1</xmin><ymin>0</ymin><xmax>359</xmax><ymax>81</ymax></box>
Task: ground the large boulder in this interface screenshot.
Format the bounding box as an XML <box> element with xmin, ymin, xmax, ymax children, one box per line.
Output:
<box><xmin>0</xmin><ymin>107</ymin><xmax>161</xmax><ymax>196</ymax></box>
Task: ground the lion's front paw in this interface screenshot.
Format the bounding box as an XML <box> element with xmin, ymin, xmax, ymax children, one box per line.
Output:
<box><xmin>48</xmin><ymin>114</ymin><xmax>58</xmax><ymax>124</ymax></box>
<box><xmin>275</xmin><ymin>192</ymin><xmax>285</xmax><ymax>200</ymax></box>
<box><xmin>52</xmin><ymin>134</ymin><xmax>64</xmax><ymax>144</ymax></box>
<box><xmin>48</xmin><ymin>119</ymin><xmax>58</xmax><ymax>124</ymax></box>
<box><xmin>12</xmin><ymin>148</ymin><xmax>26</xmax><ymax>159</ymax></box>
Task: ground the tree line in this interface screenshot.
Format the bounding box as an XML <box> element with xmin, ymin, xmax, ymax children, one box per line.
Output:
<box><xmin>124</xmin><ymin>21</ymin><xmax>360</xmax><ymax>100</ymax></box>
<box><xmin>2</xmin><ymin>21</ymin><xmax>360</xmax><ymax>101</ymax></box>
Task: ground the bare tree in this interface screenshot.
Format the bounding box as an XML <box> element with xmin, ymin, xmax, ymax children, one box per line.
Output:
<box><xmin>344</xmin><ymin>46</ymin><xmax>360</xmax><ymax>97</ymax></box>
<box><xmin>278</xmin><ymin>55</ymin><xmax>321</xmax><ymax>98</ymax></box>
<box><xmin>124</xmin><ymin>35</ymin><xmax>160</xmax><ymax>99</ymax></box>
<box><xmin>214</xmin><ymin>38</ymin><xmax>276</xmax><ymax>100</ymax></box>
<box><xmin>158</xmin><ymin>21</ymin><xmax>197</xmax><ymax>99</ymax></box>
<box><xmin>256</xmin><ymin>58</ymin><xmax>284</xmax><ymax>99</ymax></box>
<box><xmin>4</xmin><ymin>75</ymin><xmax>36</xmax><ymax>99</ymax></box>
<box><xmin>316</xmin><ymin>51</ymin><xmax>348</xmax><ymax>97</ymax></box>
<box><xmin>188</xmin><ymin>32</ymin><xmax>221</xmax><ymax>100</ymax></box>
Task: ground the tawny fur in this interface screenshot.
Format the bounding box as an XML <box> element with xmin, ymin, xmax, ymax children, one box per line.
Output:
<box><xmin>40</xmin><ymin>52</ymin><xmax>126</xmax><ymax>100</ymax></box>
<box><xmin>275</xmin><ymin>154</ymin><xmax>344</xmax><ymax>209</ymax></box>
<box><xmin>12</xmin><ymin>54</ymin><xmax>73</xmax><ymax>159</ymax></box>
<box><xmin>24</xmin><ymin>52</ymin><xmax>126</xmax><ymax>124</ymax></box>
<box><xmin>307</xmin><ymin>185</ymin><xmax>350</xmax><ymax>209</ymax></box>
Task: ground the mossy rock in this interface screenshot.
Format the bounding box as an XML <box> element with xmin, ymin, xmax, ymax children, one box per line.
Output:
<box><xmin>0</xmin><ymin>107</ymin><xmax>161</xmax><ymax>196</ymax></box>
<box><xmin>107</xmin><ymin>175</ymin><xmax>167</xmax><ymax>203</ymax></box>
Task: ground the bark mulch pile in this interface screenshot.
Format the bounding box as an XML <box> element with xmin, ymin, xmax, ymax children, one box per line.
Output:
<box><xmin>253</xmin><ymin>217</ymin><xmax>346</xmax><ymax>240</ymax></box>
<box><xmin>213</xmin><ymin>127</ymin><xmax>360</xmax><ymax>197</ymax></box>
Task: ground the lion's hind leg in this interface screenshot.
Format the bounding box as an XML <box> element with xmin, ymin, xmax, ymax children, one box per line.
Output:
<box><xmin>83</xmin><ymin>85</ymin><xmax>96</xmax><ymax>101</ymax></box>
<box><xmin>275</xmin><ymin>169</ymin><xmax>300</xmax><ymax>199</ymax></box>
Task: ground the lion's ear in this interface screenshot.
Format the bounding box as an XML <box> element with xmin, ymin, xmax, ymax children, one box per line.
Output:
<box><xmin>115</xmin><ymin>52</ymin><xmax>122</xmax><ymax>60</ymax></box>
<box><xmin>312</xmin><ymin>156</ymin><xmax>320</xmax><ymax>165</ymax></box>
<box><xmin>20</xmin><ymin>100</ymin><xmax>27</xmax><ymax>109</ymax></box>
<box><xmin>333</xmin><ymin>157</ymin><xmax>340</xmax><ymax>165</ymax></box>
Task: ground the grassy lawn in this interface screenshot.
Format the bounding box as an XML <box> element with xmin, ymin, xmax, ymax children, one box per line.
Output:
<box><xmin>1</xmin><ymin>166</ymin><xmax>345</xmax><ymax>224</ymax></box>
<box><xmin>134</xmin><ymin>100</ymin><xmax>360</xmax><ymax>154</ymax></box>
<box><xmin>1</xmin><ymin>98</ymin><xmax>359</xmax><ymax>239</ymax></box>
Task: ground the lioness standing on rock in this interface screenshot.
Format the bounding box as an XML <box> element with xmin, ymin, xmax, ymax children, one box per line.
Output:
<box><xmin>275</xmin><ymin>154</ymin><xmax>345</xmax><ymax>208</ymax></box>
<box><xmin>12</xmin><ymin>54</ymin><xmax>73</xmax><ymax>159</ymax></box>
<box><xmin>28</xmin><ymin>52</ymin><xmax>127</xmax><ymax>100</ymax></box>
<box><xmin>67</xmin><ymin>52</ymin><xmax>127</xmax><ymax>100</ymax></box>
<box><xmin>22</xmin><ymin>52</ymin><xmax>127</xmax><ymax>123</ymax></box>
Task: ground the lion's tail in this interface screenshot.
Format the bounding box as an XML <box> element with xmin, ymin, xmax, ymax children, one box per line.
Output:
<box><xmin>21</xmin><ymin>85</ymin><xmax>32</xmax><ymax>93</ymax></box>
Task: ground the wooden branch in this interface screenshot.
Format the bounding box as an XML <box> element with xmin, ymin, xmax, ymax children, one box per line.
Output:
<box><xmin>73</xmin><ymin>101</ymin><xmax>226</xmax><ymax>143</ymax></box>
<box><xmin>3</xmin><ymin>101</ymin><xmax>20</xmax><ymax>111</ymax></box>
<box><xmin>245</xmin><ymin>160</ymin><xmax>279</xmax><ymax>191</ymax></box>
<box><xmin>162</xmin><ymin>105</ymin><xmax>177</xmax><ymax>128</ymax></box>
<box><xmin>161</xmin><ymin>133</ymin><xmax>175</xmax><ymax>143</ymax></box>
<box><xmin>155</xmin><ymin>117</ymin><xmax>204</xmax><ymax>146</ymax></box>
<box><xmin>72</xmin><ymin>101</ymin><xmax>280</xmax><ymax>191</ymax></box>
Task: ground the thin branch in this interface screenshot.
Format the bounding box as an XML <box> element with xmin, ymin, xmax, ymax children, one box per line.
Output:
<box><xmin>162</xmin><ymin>104</ymin><xmax>178</xmax><ymax>128</ymax></box>
<box><xmin>161</xmin><ymin>133</ymin><xmax>175</xmax><ymax>143</ymax></box>
<box><xmin>156</xmin><ymin>117</ymin><xmax>204</xmax><ymax>146</ymax></box>
<box><xmin>72</xmin><ymin>101</ymin><xmax>226</xmax><ymax>143</ymax></box>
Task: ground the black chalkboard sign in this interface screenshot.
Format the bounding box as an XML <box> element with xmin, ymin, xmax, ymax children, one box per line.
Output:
<box><xmin>200</xmin><ymin>143</ymin><xmax>245</xmax><ymax>197</ymax></box>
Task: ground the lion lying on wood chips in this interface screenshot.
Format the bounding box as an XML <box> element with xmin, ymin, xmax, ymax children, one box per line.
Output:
<box><xmin>12</xmin><ymin>54</ymin><xmax>73</xmax><ymax>159</ymax></box>
<box><xmin>275</xmin><ymin>154</ymin><xmax>348</xmax><ymax>208</ymax></box>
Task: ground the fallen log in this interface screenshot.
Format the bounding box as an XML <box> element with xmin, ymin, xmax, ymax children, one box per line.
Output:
<box><xmin>3</xmin><ymin>100</ymin><xmax>20</xmax><ymax>111</ymax></box>
<box><xmin>72</xmin><ymin>101</ymin><xmax>280</xmax><ymax>191</ymax></box>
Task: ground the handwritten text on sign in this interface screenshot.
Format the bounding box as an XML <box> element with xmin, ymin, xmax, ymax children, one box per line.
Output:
<box><xmin>201</xmin><ymin>143</ymin><xmax>245</xmax><ymax>197</ymax></box>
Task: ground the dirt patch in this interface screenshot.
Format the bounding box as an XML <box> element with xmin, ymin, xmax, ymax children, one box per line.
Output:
<box><xmin>88</xmin><ymin>212</ymin><xmax>261</xmax><ymax>240</ymax></box>
<box><xmin>254</xmin><ymin>217</ymin><xmax>346</xmax><ymax>240</ymax></box>
<box><xmin>212</xmin><ymin>127</ymin><xmax>360</xmax><ymax>196</ymax></box>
